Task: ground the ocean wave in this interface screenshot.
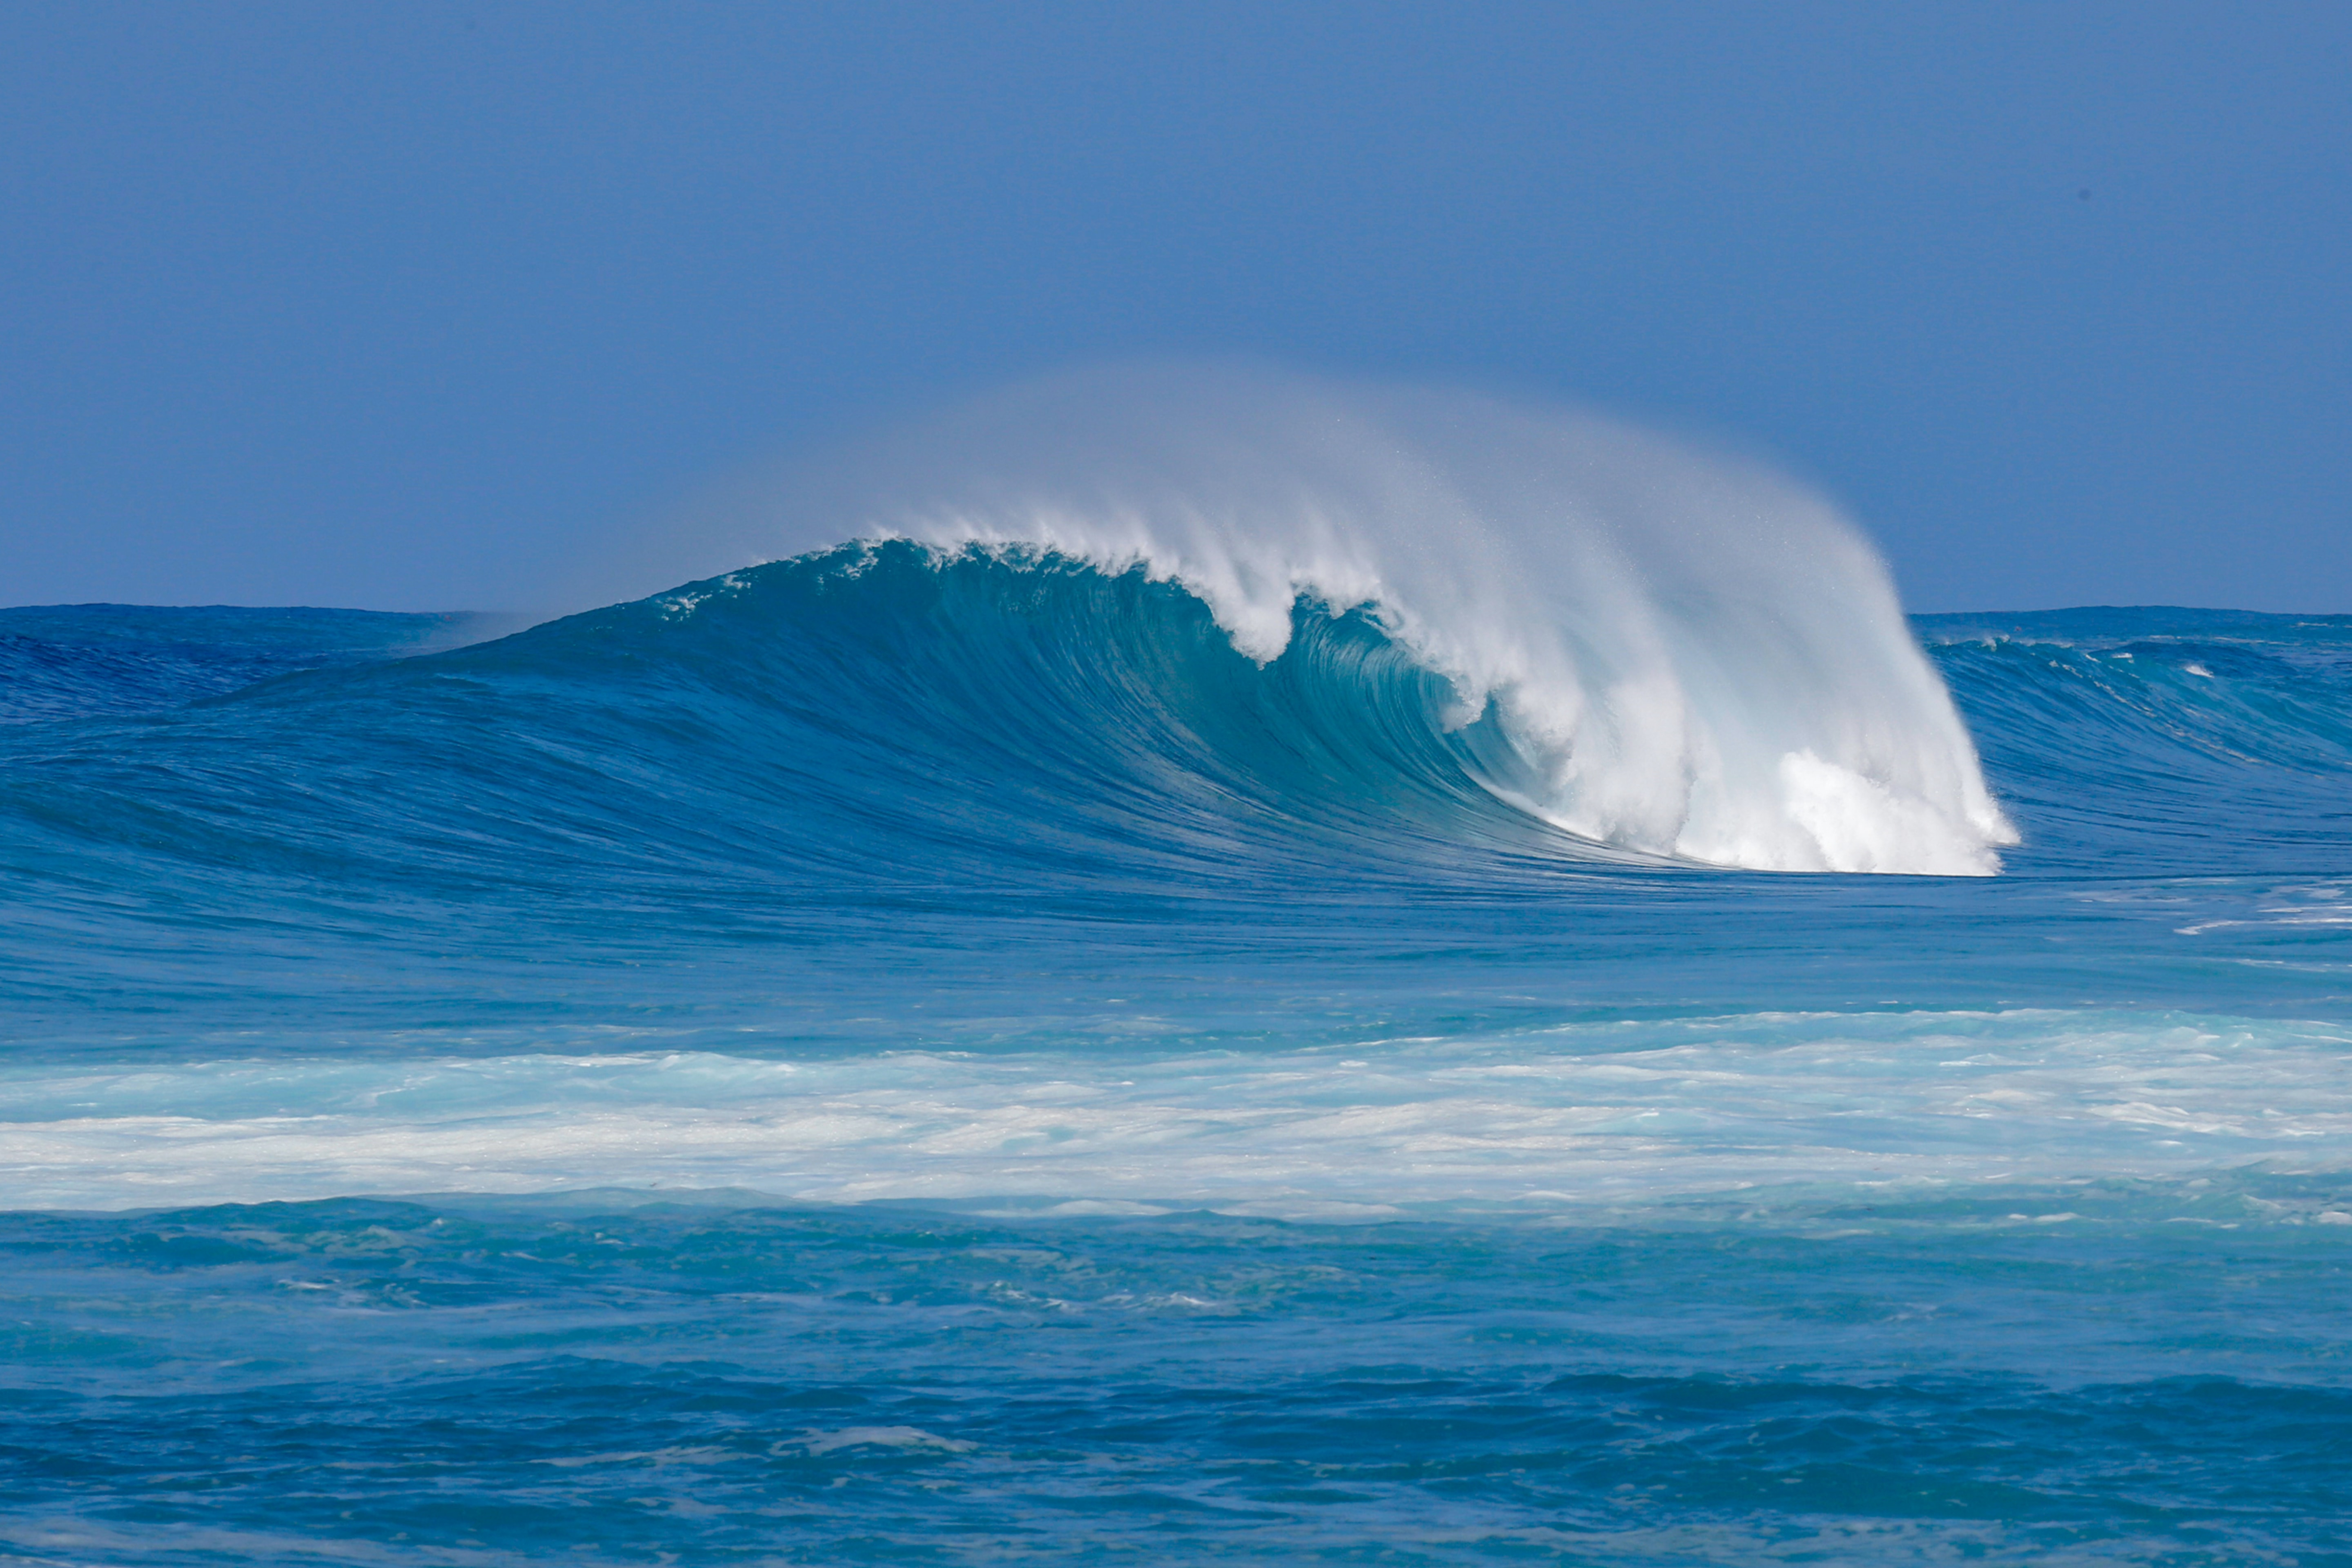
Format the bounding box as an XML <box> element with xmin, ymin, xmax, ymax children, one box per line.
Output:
<box><xmin>0</xmin><ymin>540</ymin><xmax>2010</xmax><ymax>927</ymax></box>
<box><xmin>773</xmin><ymin>368</ymin><xmax>2018</xmax><ymax>874</ymax></box>
<box><xmin>5</xmin><ymin>581</ymin><xmax>2350</xmax><ymax>979</ymax></box>
<box><xmin>3</xmin><ymin>378</ymin><xmax>2349</xmax><ymax>956</ymax></box>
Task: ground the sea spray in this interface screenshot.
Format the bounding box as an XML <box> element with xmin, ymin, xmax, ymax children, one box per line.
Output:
<box><xmin>708</xmin><ymin>367</ymin><xmax>2018</xmax><ymax>871</ymax></box>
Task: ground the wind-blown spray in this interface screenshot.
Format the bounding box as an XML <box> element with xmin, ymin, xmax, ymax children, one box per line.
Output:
<box><xmin>780</xmin><ymin>366</ymin><xmax>2017</xmax><ymax>873</ymax></box>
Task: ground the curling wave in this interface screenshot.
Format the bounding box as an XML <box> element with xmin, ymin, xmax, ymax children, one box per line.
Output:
<box><xmin>707</xmin><ymin>369</ymin><xmax>2018</xmax><ymax>873</ymax></box>
<box><xmin>0</xmin><ymin>540</ymin><xmax>2007</xmax><ymax>935</ymax></box>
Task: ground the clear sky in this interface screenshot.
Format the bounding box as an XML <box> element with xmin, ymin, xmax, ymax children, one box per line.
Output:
<box><xmin>3</xmin><ymin>2</ymin><xmax>2345</xmax><ymax>614</ymax></box>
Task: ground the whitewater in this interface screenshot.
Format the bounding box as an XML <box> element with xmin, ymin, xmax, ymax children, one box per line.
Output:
<box><xmin>3</xmin><ymin>374</ymin><xmax>2350</xmax><ymax>1565</ymax></box>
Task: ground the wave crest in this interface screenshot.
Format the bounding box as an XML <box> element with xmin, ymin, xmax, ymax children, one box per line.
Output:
<box><xmin>784</xmin><ymin>368</ymin><xmax>2015</xmax><ymax>873</ymax></box>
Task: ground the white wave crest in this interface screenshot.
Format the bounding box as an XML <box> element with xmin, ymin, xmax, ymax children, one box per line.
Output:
<box><xmin>9</xmin><ymin>1012</ymin><xmax>2349</xmax><ymax>1212</ymax></box>
<box><xmin>749</xmin><ymin>366</ymin><xmax>2017</xmax><ymax>874</ymax></box>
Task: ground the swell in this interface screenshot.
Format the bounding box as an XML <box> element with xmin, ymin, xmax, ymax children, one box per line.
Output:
<box><xmin>5</xmin><ymin>563</ymin><xmax>2350</xmax><ymax>947</ymax></box>
<box><xmin>1923</xmin><ymin>610</ymin><xmax>2352</xmax><ymax>874</ymax></box>
<box><xmin>0</xmin><ymin>546</ymin><xmax>1607</xmax><ymax>933</ymax></box>
<box><xmin>4</xmin><ymin>561</ymin><xmax>2349</xmax><ymax>956</ymax></box>
<box><xmin>0</xmin><ymin>605</ymin><xmax>503</xmax><ymax>724</ymax></box>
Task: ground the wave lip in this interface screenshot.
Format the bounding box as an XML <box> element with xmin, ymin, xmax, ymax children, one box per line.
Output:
<box><xmin>812</xmin><ymin>367</ymin><xmax>2015</xmax><ymax>874</ymax></box>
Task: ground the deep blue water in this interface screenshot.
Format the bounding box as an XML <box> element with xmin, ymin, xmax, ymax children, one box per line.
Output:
<box><xmin>3</xmin><ymin>549</ymin><xmax>2351</xmax><ymax>1564</ymax></box>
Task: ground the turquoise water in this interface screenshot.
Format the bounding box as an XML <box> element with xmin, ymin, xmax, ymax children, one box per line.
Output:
<box><xmin>3</xmin><ymin>548</ymin><xmax>2350</xmax><ymax>1563</ymax></box>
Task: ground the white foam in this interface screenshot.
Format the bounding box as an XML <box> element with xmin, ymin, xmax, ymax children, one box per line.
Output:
<box><xmin>793</xmin><ymin>1427</ymin><xmax>975</xmax><ymax>1456</ymax></box>
<box><xmin>6</xmin><ymin>1012</ymin><xmax>2346</xmax><ymax>1213</ymax></box>
<box><xmin>705</xmin><ymin>366</ymin><xmax>2016</xmax><ymax>873</ymax></box>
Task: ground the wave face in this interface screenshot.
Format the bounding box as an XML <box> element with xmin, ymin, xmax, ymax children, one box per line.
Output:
<box><xmin>0</xmin><ymin>539</ymin><xmax>1996</xmax><ymax>952</ymax></box>
<box><xmin>795</xmin><ymin>369</ymin><xmax>2017</xmax><ymax>874</ymax></box>
<box><xmin>0</xmin><ymin>547</ymin><xmax>1618</xmax><ymax>933</ymax></box>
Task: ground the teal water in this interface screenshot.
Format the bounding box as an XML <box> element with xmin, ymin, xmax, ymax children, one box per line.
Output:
<box><xmin>2</xmin><ymin>549</ymin><xmax>2349</xmax><ymax>1563</ymax></box>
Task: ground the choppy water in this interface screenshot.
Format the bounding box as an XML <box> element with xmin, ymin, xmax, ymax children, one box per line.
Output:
<box><xmin>3</xmin><ymin>540</ymin><xmax>2350</xmax><ymax>1563</ymax></box>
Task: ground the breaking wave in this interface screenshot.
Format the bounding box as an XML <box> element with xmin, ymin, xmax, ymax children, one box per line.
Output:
<box><xmin>659</xmin><ymin>368</ymin><xmax>2018</xmax><ymax>873</ymax></box>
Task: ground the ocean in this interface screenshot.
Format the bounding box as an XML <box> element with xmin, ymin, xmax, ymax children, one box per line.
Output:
<box><xmin>4</xmin><ymin>390</ymin><xmax>2351</xmax><ymax>1564</ymax></box>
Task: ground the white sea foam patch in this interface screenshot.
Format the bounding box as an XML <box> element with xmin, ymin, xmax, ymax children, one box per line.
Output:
<box><xmin>688</xmin><ymin>366</ymin><xmax>2016</xmax><ymax>874</ymax></box>
<box><xmin>5</xmin><ymin>1013</ymin><xmax>2349</xmax><ymax>1213</ymax></box>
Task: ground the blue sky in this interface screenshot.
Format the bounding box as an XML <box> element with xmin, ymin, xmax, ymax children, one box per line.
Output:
<box><xmin>3</xmin><ymin>2</ymin><xmax>2345</xmax><ymax>613</ymax></box>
